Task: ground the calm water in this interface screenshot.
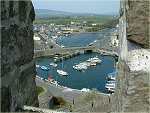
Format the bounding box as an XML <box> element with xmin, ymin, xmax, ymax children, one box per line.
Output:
<box><xmin>56</xmin><ymin>28</ymin><xmax>115</xmax><ymax>47</ymax></box>
<box><xmin>36</xmin><ymin>53</ymin><xmax>115</xmax><ymax>93</ymax></box>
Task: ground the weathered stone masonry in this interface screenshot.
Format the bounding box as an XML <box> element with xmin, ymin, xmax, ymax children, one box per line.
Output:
<box><xmin>1</xmin><ymin>0</ymin><xmax>39</xmax><ymax>112</ymax></box>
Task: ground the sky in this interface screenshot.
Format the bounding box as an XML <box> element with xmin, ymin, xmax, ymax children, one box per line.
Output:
<box><xmin>32</xmin><ymin>0</ymin><xmax>120</xmax><ymax>15</ymax></box>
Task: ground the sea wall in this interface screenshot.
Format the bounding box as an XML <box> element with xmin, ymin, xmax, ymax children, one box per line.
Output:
<box><xmin>1</xmin><ymin>0</ymin><xmax>39</xmax><ymax>111</ymax></box>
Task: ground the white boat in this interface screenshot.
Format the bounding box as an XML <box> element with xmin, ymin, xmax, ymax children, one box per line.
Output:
<box><xmin>73</xmin><ymin>65</ymin><xmax>80</xmax><ymax>70</ymax></box>
<box><xmin>107</xmin><ymin>75</ymin><xmax>116</xmax><ymax>80</ymax></box>
<box><xmin>107</xmin><ymin>80</ymin><xmax>116</xmax><ymax>84</ymax></box>
<box><xmin>80</xmin><ymin>65</ymin><xmax>87</xmax><ymax>70</ymax></box>
<box><xmin>85</xmin><ymin>62</ymin><xmax>91</xmax><ymax>67</ymax></box>
<box><xmin>57</xmin><ymin>69</ymin><xmax>68</xmax><ymax>76</ymax></box>
<box><xmin>93</xmin><ymin>40</ymin><xmax>97</xmax><ymax>43</ymax></box>
<box><xmin>87</xmin><ymin>57</ymin><xmax>102</xmax><ymax>64</ymax></box>
<box><xmin>88</xmin><ymin>40</ymin><xmax>97</xmax><ymax>46</ymax></box>
<box><xmin>40</xmin><ymin>66</ymin><xmax>49</xmax><ymax>71</ymax></box>
<box><xmin>89</xmin><ymin>42</ymin><xmax>94</xmax><ymax>46</ymax></box>
<box><xmin>105</xmin><ymin>83</ymin><xmax>115</xmax><ymax>89</ymax></box>
<box><xmin>51</xmin><ymin>35</ymin><xmax>58</xmax><ymax>39</ymax></box>
<box><xmin>61</xmin><ymin>45</ymin><xmax>65</xmax><ymax>48</ymax></box>
<box><xmin>90</xmin><ymin>62</ymin><xmax>97</xmax><ymax>66</ymax></box>
<box><xmin>51</xmin><ymin>80</ymin><xmax>59</xmax><ymax>86</ymax></box>
<box><xmin>81</xmin><ymin>88</ymin><xmax>90</xmax><ymax>92</ymax></box>
<box><xmin>36</xmin><ymin>64</ymin><xmax>40</xmax><ymax>68</ymax></box>
<box><xmin>50</xmin><ymin>62</ymin><xmax>57</xmax><ymax>67</ymax></box>
<box><xmin>73</xmin><ymin>63</ymin><xmax>88</xmax><ymax>71</ymax></box>
<box><xmin>105</xmin><ymin>82</ymin><xmax>116</xmax><ymax>87</ymax></box>
<box><xmin>91</xmin><ymin>58</ymin><xmax>101</xmax><ymax>63</ymax></box>
<box><xmin>73</xmin><ymin>65</ymin><xmax>87</xmax><ymax>70</ymax></box>
<box><xmin>107</xmin><ymin>88</ymin><xmax>115</xmax><ymax>92</ymax></box>
<box><xmin>57</xmin><ymin>56</ymin><xmax>69</xmax><ymax>76</ymax></box>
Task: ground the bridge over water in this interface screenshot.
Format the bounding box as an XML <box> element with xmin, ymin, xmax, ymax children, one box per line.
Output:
<box><xmin>34</xmin><ymin>46</ymin><xmax>118</xmax><ymax>58</ymax></box>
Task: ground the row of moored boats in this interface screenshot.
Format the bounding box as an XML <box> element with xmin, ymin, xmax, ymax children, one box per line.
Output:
<box><xmin>36</xmin><ymin>63</ymin><xmax>68</xmax><ymax>76</ymax></box>
<box><xmin>36</xmin><ymin>56</ymin><xmax>102</xmax><ymax>76</ymax></box>
<box><xmin>73</xmin><ymin>56</ymin><xmax>101</xmax><ymax>71</ymax></box>
<box><xmin>36</xmin><ymin>60</ymin><xmax>117</xmax><ymax>94</ymax></box>
<box><xmin>105</xmin><ymin>71</ymin><xmax>117</xmax><ymax>93</ymax></box>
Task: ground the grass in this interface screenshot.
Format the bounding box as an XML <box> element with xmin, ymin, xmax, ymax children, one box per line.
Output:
<box><xmin>34</xmin><ymin>15</ymin><xmax>117</xmax><ymax>25</ymax></box>
<box><xmin>36</xmin><ymin>86</ymin><xmax>45</xmax><ymax>96</ymax></box>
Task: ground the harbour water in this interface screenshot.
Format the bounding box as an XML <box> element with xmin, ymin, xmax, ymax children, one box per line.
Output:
<box><xmin>36</xmin><ymin>53</ymin><xmax>116</xmax><ymax>93</ymax></box>
<box><xmin>36</xmin><ymin>28</ymin><xmax>116</xmax><ymax>93</ymax></box>
<box><xmin>56</xmin><ymin>28</ymin><xmax>115</xmax><ymax>48</ymax></box>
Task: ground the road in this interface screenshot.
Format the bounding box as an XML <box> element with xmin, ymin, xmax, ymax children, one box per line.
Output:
<box><xmin>36</xmin><ymin>77</ymin><xmax>111</xmax><ymax>112</ymax></box>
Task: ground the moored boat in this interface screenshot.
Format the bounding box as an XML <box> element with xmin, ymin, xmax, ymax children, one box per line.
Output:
<box><xmin>73</xmin><ymin>62</ymin><xmax>88</xmax><ymax>71</ymax></box>
<box><xmin>87</xmin><ymin>56</ymin><xmax>102</xmax><ymax>64</ymax></box>
<box><xmin>107</xmin><ymin>75</ymin><xmax>116</xmax><ymax>81</ymax></box>
<box><xmin>40</xmin><ymin>66</ymin><xmax>49</xmax><ymax>71</ymax></box>
<box><xmin>36</xmin><ymin>64</ymin><xmax>40</xmax><ymax>68</ymax></box>
<box><xmin>51</xmin><ymin>80</ymin><xmax>59</xmax><ymax>86</ymax></box>
<box><xmin>90</xmin><ymin>62</ymin><xmax>97</xmax><ymax>66</ymax></box>
<box><xmin>57</xmin><ymin>69</ymin><xmax>68</xmax><ymax>76</ymax></box>
<box><xmin>50</xmin><ymin>62</ymin><xmax>57</xmax><ymax>67</ymax></box>
<box><xmin>105</xmin><ymin>83</ymin><xmax>115</xmax><ymax>89</ymax></box>
<box><xmin>81</xmin><ymin>88</ymin><xmax>90</xmax><ymax>92</ymax></box>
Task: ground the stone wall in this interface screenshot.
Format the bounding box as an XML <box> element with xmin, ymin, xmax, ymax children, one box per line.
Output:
<box><xmin>111</xmin><ymin>0</ymin><xmax>150</xmax><ymax>112</ymax></box>
<box><xmin>126</xmin><ymin>0</ymin><xmax>150</xmax><ymax>48</ymax></box>
<box><xmin>112</xmin><ymin>61</ymin><xmax>149</xmax><ymax>112</ymax></box>
<box><xmin>1</xmin><ymin>0</ymin><xmax>39</xmax><ymax>111</ymax></box>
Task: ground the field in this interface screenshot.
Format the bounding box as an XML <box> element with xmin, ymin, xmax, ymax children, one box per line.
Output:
<box><xmin>34</xmin><ymin>15</ymin><xmax>117</xmax><ymax>25</ymax></box>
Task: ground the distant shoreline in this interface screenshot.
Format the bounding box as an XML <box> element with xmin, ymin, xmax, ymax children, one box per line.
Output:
<box><xmin>68</xmin><ymin>28</ymin><xmax>113</xmax><ymax>35</ymax></box>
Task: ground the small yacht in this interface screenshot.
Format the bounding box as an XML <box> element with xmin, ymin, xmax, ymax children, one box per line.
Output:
<box><xmin>93</xmin><ymin>40</ymin><xmax>97</xmax><ymax>43</ymax></box>
<box><xmin>90</xmin><ymin>62</ymin><xmax>97</xmax><ymax>66</ymax></box>
<box><xmin>81</xmin><ymin>88</ymin><xmax>90</xmax><ymax>92</ymax></box>
<box><xmin>105</xmin><ymin>83</ymin><xmax>115</xmax><ymax>89</ymax></box>
<box><xmin>87</xmin><ymin>56</ymin><xmax>102</xmax><ymax>64</ymax></box>
<box><xmin>73</xmin><ymin>65</ymin><xmax>82</xmax><ymax>71</ymax></box>
<box><xmin>40</xmin><ymin>66</ymin><xmax>49</xmax><ymax>71</ymax></box>
<box><xmin>107</xmin><ymin>80</ymin><xmax>116</xmax><ymax>84</ymax></box>
<box><xmin>80</xmin><ymin>65</ymin><xmax>87</xmax><ymax>70</ymax></box>
<box><xmin>105</xmin><ymin>79</ymin><xmax>116</xmax><ymax>92</ymax></box>
<box><xmin>105</xmin><ymin>82</ymin><xmax>116</xmax><ymax>87</ymax></box>
<box><xmin>51</xmin><ymin>35</ymin><xmax>58</xmax><ymax>39</ymax></box>
<box><xmin>88</xmin><ymin>40</ymin><xmax>97</xmax><ymax>46</ymax></box>
<box><xmin>85</xmin><ymin>62</ymin><xmax>91</xmax><ymax>67</ymax></box>
<box><xmin>73</xmin><ymin>63</ymin><xmax>88</xmax><ymax>71</ymax></box>
<box><xmin>91</xmin><ymin>57</ymin><xmax>101</xmax><ymax>63</ymax></box>
<box><xmin>51</xmin><ymin>80</ymin><xmax>59</xmax><ymax>86</ymax></box>
<box><xmin>107</xmin><ymin>71</ymin><xmax>117</xmax><ymax>80</ymax></box>
<box><xmin>36</xmin><ymin>64</ymin><xmax>40</xmax><ymax>68</ymax></box>
<box><xmin>107</xmin><ymin>88</ymin><xmax>115</xmax><ymax>93</ymax></box>
<box><xmin>73</xmin><ymin>65</ymin><xmax>80</xmax><ymax>70</ymax></box>
<box><xmin>88</xmin><ymin>43</ymin><xmax>93</xmax><ymax>46</ymax></box>
<box><xmin>57</xmin><ymin>56</ymin><xmax>68</xmax><ymax>76</ymax></box>
<box><xmin>61</xmin><ymin>45</ymin><xmax>65</xmax><ymax>48</ymax></box>
<box><xmin>81</xmin><ymin>65</ymin><xmax>88</xmax><ymax>70</ymax></box>
<box><xmin>57</xmin><ymin>69</ymin><xmax>68</xmax><ymax>76</ymax></box>
<box><xmin>107</xmin><ymin>75</ymin><xmax>116</xmax><ymax>80</ymax></box>
<box><xmin>50</xmin><ymin>62</ymin><xmax>57</xmax><ymax>67</ymax></box>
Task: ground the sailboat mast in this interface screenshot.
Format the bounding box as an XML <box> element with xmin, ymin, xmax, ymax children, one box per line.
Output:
<box><xmin>61</xmin><ymin>57</ymin><xmax>63</xmax><ymax>69</ymax></box>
